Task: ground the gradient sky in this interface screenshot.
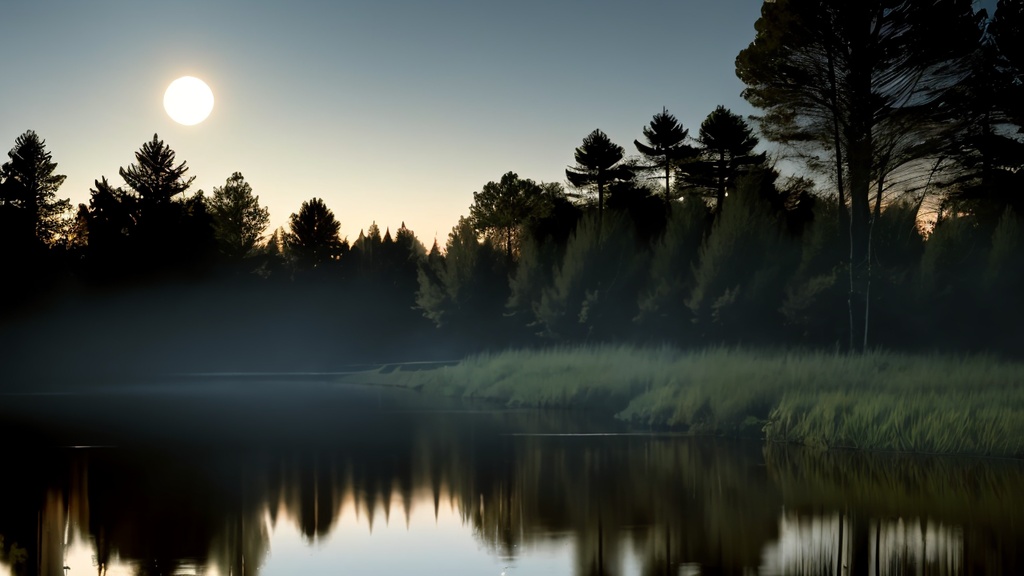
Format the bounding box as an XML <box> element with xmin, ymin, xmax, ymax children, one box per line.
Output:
<box><xmin>0</xmin><ymin>1</ymin><xmax>995</xmax><ymax>246</ymax></box>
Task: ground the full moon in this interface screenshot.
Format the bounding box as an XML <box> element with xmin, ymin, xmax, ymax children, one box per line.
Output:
<box><xmin>164</xmin><ymin>76</ymin><xmax>214</xmax><ymax>125</ymax></box>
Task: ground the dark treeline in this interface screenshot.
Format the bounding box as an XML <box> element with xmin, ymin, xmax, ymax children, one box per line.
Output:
<box><xmin>2</xmin><ymin>0</ymin><xmax>1023</xmax><ymax>373</ymax></box>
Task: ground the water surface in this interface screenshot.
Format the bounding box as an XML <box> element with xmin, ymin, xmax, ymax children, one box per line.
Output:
<box><xmin>1</xmin><ymin>378</ymin><xmax>1022</xmax><ymax>575</ymax></box>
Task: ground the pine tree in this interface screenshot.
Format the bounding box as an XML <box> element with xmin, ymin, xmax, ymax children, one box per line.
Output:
<box><xmin>566</xmin><ymin>129</ymin><xmax>632</xmax><ymax>220</ymax></box>
<box><xmin>687</xmin><ymin>106</ymin><xmax>764</xmax><ymax>214</ymax></box>
<box><xmin>536</xmin><ymin>212</ymin><xmax>647</xmax><ymax>342</ymax></box>
<box><xmin>286</xmin><ymin>198</ymin><xmax>343</xmax><ymax>269</ymax></box>
<box><xmin>119</xmin><ymin>134</ymin><xmax>195</xmax><ymax>206</ymax></box>
<box><xmin>208</xmin><ymin>172</ymin><xmax>270</xmax><ymax>258</ymax></box>
<box><xmin>415</xmin><ymin>218</ymin><xmax>508</xmax><ymax>344</ymax></box>
<box><xmin>0</xmin><ymin>130</ymin><xmax>69</xmax><ymax>246</ymax></box>
<box><xmin>634</xmin><ymin>108</ymin><xmax>696</xmax><ymax>206</ymax></box>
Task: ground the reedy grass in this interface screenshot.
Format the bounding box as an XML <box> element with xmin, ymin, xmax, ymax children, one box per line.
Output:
<box><xmin>347</xmin><ymin>345</ymin><xmax>1024</xmax><ymax>458</ymax></box>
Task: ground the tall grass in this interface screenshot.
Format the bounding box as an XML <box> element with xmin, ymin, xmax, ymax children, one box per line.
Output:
<box><xmin>346</xmin><ymin>345</ymin><xmax>1024</xmax><ymax>458</ymax></box>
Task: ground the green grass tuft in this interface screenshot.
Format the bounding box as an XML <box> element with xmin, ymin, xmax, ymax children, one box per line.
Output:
<box><xmin>343</xmin><ymin>345</ymin><xmax>1024</xmax><ymax>458</ymax></box>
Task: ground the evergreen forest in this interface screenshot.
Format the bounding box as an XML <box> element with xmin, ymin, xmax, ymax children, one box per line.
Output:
<box><xmin>2</xmin><ymin>0</ymin><xmax>1023</xmax><ymax>378</ymax></box>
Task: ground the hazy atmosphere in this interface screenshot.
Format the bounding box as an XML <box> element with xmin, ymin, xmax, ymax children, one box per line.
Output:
<box><xmin>3</xmin><ymin>1</ymin><xmax>1023</xmax><ymax>575</ymax></box>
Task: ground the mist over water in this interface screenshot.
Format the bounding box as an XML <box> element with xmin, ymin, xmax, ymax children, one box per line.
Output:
<box><xmin>1</xmin><ymin>380</ymin><xmax>1022</xmax><ymax>576</ymax></box>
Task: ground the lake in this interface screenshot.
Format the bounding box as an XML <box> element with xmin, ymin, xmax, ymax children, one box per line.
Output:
<box><xmin>1</xmin><ymin>377</ymin><xmax>1022</xmax><ymax>575</ymax></box>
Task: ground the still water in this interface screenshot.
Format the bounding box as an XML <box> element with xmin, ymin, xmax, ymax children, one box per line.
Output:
<box><xmin>1</xmin><ymin>378</ymin><xmax>1022</xmax><ymax>575</ymax></box>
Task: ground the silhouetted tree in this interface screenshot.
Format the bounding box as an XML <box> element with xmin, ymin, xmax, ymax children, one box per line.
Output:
<box><xmin>605</xmin><ymin>178</ymin><xmax>666</xmax><ymax>243</ymax></box>
<box><xmin>736</xmin><ymin>0</ymin><xmax>982</xmax><ymax>351</ymax></box>
<box><xmin>566</xmin><ymin>129</ymin><xmax>632</xmax><ymax>220</ymax></box>
<box><xmin>634</xmin><ymin>108</ymin><xmax>697</xmax><ymax>206</ymax></box>
<box><xmin>523</xmin><ymin>182</ymin><xmax>582</xmax><ymax>247</ymax></box>
<box><xmin>368</xmin><ymin>222</ymin><xmax>429</xmax><ymax>328</ymax></box>
<box><xmin>108</xmin><ymin>135</ymin><xmax>216</xmax><ymax>275</ymax></box>
<box><xmin>983</xmin><ymin>208</ymin><xmax>1024</xmax><ymax>353</ymax></box>
<box><xmin>918</xmin><ymin>213</ymin><xmax>987</xmax><ymax>350</ymax></box>
<box><xmin>687</xmin><ymin>106</ymin><xmax>764</xmax><ymax>214</ymax></box>
<box><xmin>781</xmin><ymin>196</ymin><xmax>847</xmax><ymax>346</ymax></box>
<box><xmin>82</xmin><ymin>177</ymin><xmax>138</xmax><ymax>268</ymax></box>
<box><xmin>505</xmin><ymin>235</ymin><xmax>550</xmax><ymax>339</ymax></box>
<box><xmin>508</xmin><ymin>183</ymin><xmax>584</xmax><ymax>340</ymax></box>
<box><xmin>469</xmin><ymin>172</ymin><xmax>546</xmax><ymax>261</ymax></box>
<box><xmin>265</xmin><ymin>226</ymin><xmax>286</xmax><ymax>256</ymax></box>
<box><xmin>176</xmin><ymin>190</ymin><xmax>218</xmax><ymax>268</ymax></box>
<box><xmin>687</xmin><ymin>173</ymin><xmax>797</xmax><ymax>343</ymax></box>
<box><xmin>635</xmin><ymin>198</ymin><xmax>708</xmax><ymax>342</ymax></box>
<box><xmin>416</xmin><ymin>217</ymin><xmax>508</xmax><ymax>346</ymax></box>
<box><xmin>349</xmin><ymin>221</ymin><xmax>384</xmax><ymax>277</ymax></box>
<box><xmin>286</xmin><ymin>198</ymin><xmax>343</xmax><ymax>269</ymax></box>
<box><xmin>254</xmin><ymin>225</ymin><xmax>289</xmax><ymax>277</ymax></box>
<box><xmin>990</xmin><ymin>0</ymin><xmax>1024</xmax><ymax>126</ymax></box>
<box><xmin>51</xmin><ymin>203</ymin><xmax>89</xmax><ymax>252</ymax></box>
<box><xmin>0</xmin><ymin>130</ymin><xmax>69</xmax><ymax>247</ymax></box>
<box><xmin>208</xmin><ymin>172</ymin><xmax>270</xmax><ymax>259</ymax></box>
<box><xmin>867</xmin><ymin>200</ymin><xmax>926</xmax><ymax>347</ymax></box>
<box><xmin>120</xmin><ymin>134</ymin><xmax>194</xmax><ymax>207</ymax></box>
<box><xmin>536</xmin><ymin>212</ymin><xmax>647</xmax><ymax>342</ymax></box>
<box><xmin>935</xmin><ymin>8</ymin><xmax>1024</xmax><ymax>227</ymax></box>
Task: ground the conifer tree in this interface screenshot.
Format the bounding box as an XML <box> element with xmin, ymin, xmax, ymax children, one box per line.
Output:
<box><xmin>0</xmin><ymin>130</ymin><xmax>69</xmax><ymax>246</ymax></box>
<box><xmin>634</xmin><ymin>108</ymin><xmax>696</xmax><ymax>206</ymax></box>
<box><xmin>566</xmin><ymin>129</ymin><xmax>632</xmax><ymax>219</ymax></box>
<box><xmin>208</xmin><ymin>172</ymin><xmax>270</xmax><ymax>258</ymax></box>
<box><xmin>415</xmin><ymin>218</ymin><xmax>508</xmax><ymax>345</ymax></box>
<box><xmin>119</xmin><ymin>134</ymin><xmax>194</xmax><ymax>206</ymax></box>
<box><xmin>286</xmin><ymin>198</ymin><xmax>343</xmax><ymax>269</ymax></box>
<box><xmin>687</xmin><ymin>106</ymin><xmax>764</xmax><ymax>213</ymax></box>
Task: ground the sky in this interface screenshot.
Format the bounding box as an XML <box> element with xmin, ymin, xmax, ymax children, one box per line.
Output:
<box><xmin>0</xmin><ymin>1</ymin><xmax>996</xmax><ymax>246</ymax></box>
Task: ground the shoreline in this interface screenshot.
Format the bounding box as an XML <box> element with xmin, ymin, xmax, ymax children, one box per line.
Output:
<box><xmin>337</xmin><ymin>345</ymin><xmax>1024</xmax><ymax>459</ymax></box>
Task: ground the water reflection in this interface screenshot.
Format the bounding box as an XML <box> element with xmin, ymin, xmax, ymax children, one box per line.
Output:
<box><xmin>763</xmin><ymin>513</ymin><xmax>967</xmax><ymax>576</ymax></box>
<box><xmin>2</xmin><ymin>385</ymin><xmax>1023</xmax><ymax>575</ymax></box>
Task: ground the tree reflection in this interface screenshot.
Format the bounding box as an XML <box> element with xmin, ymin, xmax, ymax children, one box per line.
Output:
<box><xmin>5</xmin><ymin>410</ymin><xmax>1024</xmax><ymax>575</ymax></box>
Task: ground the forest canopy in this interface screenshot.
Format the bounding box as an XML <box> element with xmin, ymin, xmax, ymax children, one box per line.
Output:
<box><xmin>1</xmin><ymin>1</ymin><xmax>1022</xmax><ymax>367</ymax></box>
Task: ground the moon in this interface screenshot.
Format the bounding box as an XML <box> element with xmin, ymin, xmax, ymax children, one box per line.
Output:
<box><xmin>164</xmin><ymin>76</ymin><xmax>214</xmax><ymax>125</ymax></box>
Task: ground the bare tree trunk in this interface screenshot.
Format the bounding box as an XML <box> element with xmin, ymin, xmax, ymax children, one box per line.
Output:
<box><xmin>825</xmin><ymin>42</ymin><xmax>853</xmax><ymax>352</ymax></box>
<box><xmin>864</xmin><ymin>173</ymin><xmax>885</xmax><ymax>352</ymax></box>
<box><xmin>665</xmin><ymin>161</ymin><xmax>672</xmax><ymax>208</ymax></box>
<box><xmin>716</xmin><ymin>150</ymin><xmax>727</xmax><ymax>213</ymax></box>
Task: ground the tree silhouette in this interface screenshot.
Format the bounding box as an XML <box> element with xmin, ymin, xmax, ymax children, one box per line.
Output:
<box><xmin>633</xmin><ymin>108</ymin><xmax>696</xmax><ymax>206</ymax></box>
<box><xmin>687</xmin><ymin>173</ymin><xmax>795</xmax><ymax>343</ymax></box>
<box><xmin>566</xmin><ymin>129</ymin><xmax>632</xmax><ymax>220</ymax></box>
<box><xmin>119</xmin><ymin>134</ymin><xmax>195</xmax><ymax>206</ymax></box>
<box><xmin>0</xmin><ymin>130</ymin><xmax>69</xmax><ymax>247</ymax></box>
<box><xmin>208</xmin><ymin>172</ymin><xmax>270</xmax><ymax>259</ymax></box>
<box><xmin>349</xmin><ymin>221</ymin><xmax>385</xmax><ymax>277</ymax></box>
<box><xmin>536</xmin><ymin>212</ymin><xmax>646</xmax><ymax>342</ymax></box>
<box><xmin>286</xmin><ymin>197</ymin><xmax>343</xmax><ymax>268</ymax></box>
<box><xmin>936</xmin><ymin>8</ymin><xmax>1024</xmax><ymax>227</ymax></box>
<box><xmin>635</xmin><ymin>197</ymin><xmax>708</xmax><ymax>342</ymax></box>
<box><xmin>82</xmin><ymin>176</ymin><xmax>139</xmax><ymax>278</ymax></box>
<box><xmin>688</xmin><ymin>106</ymin><xmax>763</xmax><ymax>214</ymax></box>
<box><xmin>736</xmin><ymin>0</ymin><xmax>982</xmax><ymax>351</ymax></box>
<box><xmin>990</xmin><ymin>0</ymin><xmax>1024</xmax><ymax>125</ymax></box>
<box><xmin>983</xmin><ymin>209</ymin><xmax>1024</xmax><ymax>354</ymax></box>
<box><xmin>416</xmin><ymin>217</ymin><xmax>508</xmax><ymax>344</ymax></box>
<box><xmin>111</xmin><ymin>135</ymin><xmax>211</xmax><ymax>273</ymax></box>
<box><xmin>469</xmin><ymin>172</ymin><xmax>546</xmax><ymax>262</ymax></box>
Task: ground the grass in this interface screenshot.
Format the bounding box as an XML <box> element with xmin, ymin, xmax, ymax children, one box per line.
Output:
<box><xmin>340</xmin><ymin>345</ymin><xmax>1024</xmax><ymax>458</ymax></box>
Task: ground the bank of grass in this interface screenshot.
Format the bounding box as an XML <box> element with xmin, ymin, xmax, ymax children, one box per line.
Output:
<box><xmin>349</xmin><ymin>346</ymin><xmax>1024</xmax><ymax>458</ymax></box>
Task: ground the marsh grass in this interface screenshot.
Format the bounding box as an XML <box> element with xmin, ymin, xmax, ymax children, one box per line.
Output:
<box><xmin>346</xmin><ymin>346</ymin><xmax>1024</xmax><ymax>457</ymax></box>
